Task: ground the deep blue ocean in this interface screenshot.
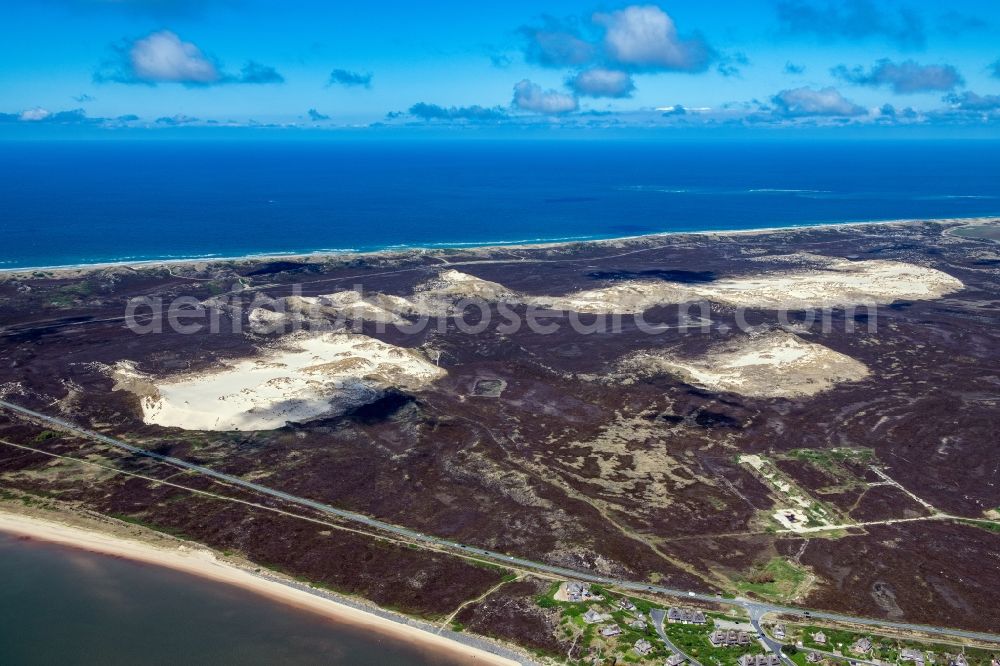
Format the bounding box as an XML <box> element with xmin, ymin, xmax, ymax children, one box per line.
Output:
<box><xmin>1</xmin><ymin>140</ymin><xmax>998</xmax><ymax>269</ymax></box>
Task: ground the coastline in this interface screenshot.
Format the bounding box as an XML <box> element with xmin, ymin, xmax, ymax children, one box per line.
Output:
<box><xmin>1</xmin><ymin>216</ymin><xmax>995</xmax><ymax>277</ymax></box>
<box><xmin>0</xmin><ymin>509</ymin><xmax>526</xmax><ymax>666</ymax></box>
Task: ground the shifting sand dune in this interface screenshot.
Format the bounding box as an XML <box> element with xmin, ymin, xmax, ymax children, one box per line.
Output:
<box><xmin>244</xmin><ymin>270</ymin><xmax>507</xmax><ymax>329</ymax></box>
<box><xmin>622</xmin><ymin>329</ymin><xmax>870</xmax><ymax>398</ymax></box>
<box><xmin>246</xmin><ymin>257</ymin><xmax>964</xmax><ymax>327</ymax></box>
<box><xmin>114</xmin><ymin>333</ymin><xmax>445</xmax><ymax>431</ymax></box>
<box><xmin>529</xmin><ymin>256</ymin><xmax>964</xmax><ymax>313</ymax></box>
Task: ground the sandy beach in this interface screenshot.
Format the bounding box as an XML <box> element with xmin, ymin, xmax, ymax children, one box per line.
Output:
<box><xmin>0</xmin><ymin>510</ymin><xmax>522</xmax><ymax>666</ymax></box>
<box><xmin>0</xmin><ymin>216</ymin><xmax>994</xmax><ymax>278</ymax></box>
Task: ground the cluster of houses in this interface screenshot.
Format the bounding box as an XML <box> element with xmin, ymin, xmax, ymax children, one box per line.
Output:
<box><xmin>792</xmin><ymin>628</ymin><xmax>989</xmax><ymax>666</ymax></box>
<box><xmin>561</xmin><ymin>582</ymin><xmax>996</xmax><ymax>666</ymax></box>
<box><xmin>667</xmin><ymin>607</ymin><xmax>707</xmax><ymax>625</ymax></box>
<box><xmin>572</xmin><ymin>586</ymin><xmax>658</xmax><ymax>660</ymax></box>
<box><xmin>596</xmin><ymin>623</ymin><xmax>657</xmax><ymax>660</ymax></box>
<box><xmin>805</xmin><ymin>630</ymin><xmax>893</xmax><ymax>660</ymax></box>
<box><xmin>710</xmin><ymin>629</ymin><xmax>753</xmax><ymax>648</ymax></box>
<box><xmin>738</xmin><ymin>655</ymin><xmax>781</xmax><ymax>666</ymax></box>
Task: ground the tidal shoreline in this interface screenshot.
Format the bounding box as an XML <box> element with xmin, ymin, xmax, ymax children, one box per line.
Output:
<box><xmin>1</xmin><ymin>216</ymin><xmax>994</xmax><ymax>277</ymax></box>
<box><xmin>0</xmin><ymin>510</ymin><xmax>525</xmax><ymax>666</ymax></box>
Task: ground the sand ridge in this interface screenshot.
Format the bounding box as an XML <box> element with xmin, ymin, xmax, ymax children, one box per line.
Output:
<box><xmin>621</xmin><ymin>329</ymin><xmax>870</xmax><ymax>398</ymax></box>
<box><xmin>528</xmin><ymin>255</ymin><xmax>964</xmax><ymax>313</ymax></box>
<box><xmin>248</xmin><ymin>291</ymin><xmax>414</xmax><ymax>330</ymax></box>
<box><xmin>409</xmin><ymin>269</ymin><xmax>520</xmax><ymax>316</ymax></box>
<box><xmin>245</xmin><ymin>271</ymin><xmax>513</xmax><ymax>327</ymax></box>
<box><xmin>248</xmin><ymin>256</ymin><xmax>963</xmax><ymax>329</ymax></box>
<box><xmin>114</xmin><ymin>332</ymin><xmax>446</xmax><ymax>431</ymax></box>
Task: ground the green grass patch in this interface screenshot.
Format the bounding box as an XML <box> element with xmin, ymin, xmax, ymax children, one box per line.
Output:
<box><xmin>535</xmin><ymin>581</ymin><xmax>561</xmax><ymax>609</ymax></box>
<box><xmin>787</xmin><ymin>447</ymin><xmax>874</xmax><ymax>465</ymax></box>
<box><xmin>47</xmin><ymin>281</ymin><xmax>98</xmax><ymax>307</ymax></box>
<box><xmin>735</xmin><ymin>557</ymin><xmax>809</xmax><ymax>603</ymax></box>
<box><xmin>661</xmin><ymin>621</ymin><xmax>757</xmax><ymax>666</ymax></box>
<box><xmin>958</xmin><ymin>519</ymin><xmax>1000</xmax><ymax>534</ymax></box>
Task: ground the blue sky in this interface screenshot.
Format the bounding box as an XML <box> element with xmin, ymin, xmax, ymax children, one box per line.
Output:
<box><xmin>2</xmin><ymin>0</ymin><xmax>999</xmax><ymax>134</ymax></box>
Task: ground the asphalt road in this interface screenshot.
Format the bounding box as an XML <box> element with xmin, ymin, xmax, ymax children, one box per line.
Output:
<box><xmin>748</xmin><ymin>610</ymin><xmax>797</xmax><ymax>666</ymax></box>
<box><xmin>2</xmin><ymin>399</ymin><xmax>999</xmax><ymax>648</ymax></box>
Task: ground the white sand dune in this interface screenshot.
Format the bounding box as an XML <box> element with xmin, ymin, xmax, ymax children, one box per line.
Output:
<box><xmin>115</xmin><ymin>333</ymin><xmax>445</xmax><ymax>431</ymax></box>
<box><xmin>530</xmin><ymin>256</ymin><xmax>963</xmax><ymax>313</ymax></box>
<box><xmin>409</xmin><ymin>269</ymin><xmax>520</xmax><ymax>316</ymax></box>
<box><xmin>247</xmin><ymin>271</ymin><xmax>518</xmax><ymax>327</ymax></box>
<box><xmin>248</xmin><ymin>292</ymin><xmax>413</xmax><ymax>331</ymax></box>
<box><xmin>524</xmin><ymin>281</ymin><xmax>688</xmax><ymax>314</ymax></box>
<box><xmin>251</xmin><ymin>258</ymin><xmax>962</xmax><ymax>330</ymax></box>
<box><xmin>693</xmin><ymin>257</ymin><xmax>964</xmax><ymax>309</ymax></box>
<box><xmin>623</xmin><ymin>330</ymin><xmax>870</xmax><ymax>398</ymax></box>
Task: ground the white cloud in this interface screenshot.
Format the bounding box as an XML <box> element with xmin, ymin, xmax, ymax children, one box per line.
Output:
<box><xmin>130</xmin><ymin>30</ymin><xmax>221</xmax><ymax>84</ymax></box>
<box><xmin>19</xmin><ymin>108</ymin><xmax>52</xmax><ymax>121</ymax></box>
<box><xmin>593</xmin><ymin>5</ymin><xmax>713</xmax><ymax>72</ymax></box>
<box><xmin>512</xmin><ymin>80</ymin><xmax>578</xmax><ymax>114</ymax></box>
<box><xmin>567</xmin><ymin>68</ymin><xmax>635</xmax><ymax>98</ymax></box>
<box><xmin>95</xmin><ymin>30</ymin><xmax>283</xmax><ymax>86</ymax></box>
<box><xmin>772</xmin><ymin>87</ymin><xmax>867</xmax><ymax>117</ymax></box>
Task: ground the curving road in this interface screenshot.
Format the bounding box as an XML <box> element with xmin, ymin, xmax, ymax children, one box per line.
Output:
<box><xmin>2</xmin><ymin>399</ymin><xmax>999</xmax><ymax>648</ymax></box>
<box><xmin>650</xmin><ymin>608</ymin><xmax>704</xmax><ymax>666</ymax></box>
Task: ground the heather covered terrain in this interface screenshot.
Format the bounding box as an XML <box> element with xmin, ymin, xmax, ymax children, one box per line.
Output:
<box><xmin>1</xmin><ymin>219</ymin><xmax>998</xmax><ymax>650</ymax></box>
